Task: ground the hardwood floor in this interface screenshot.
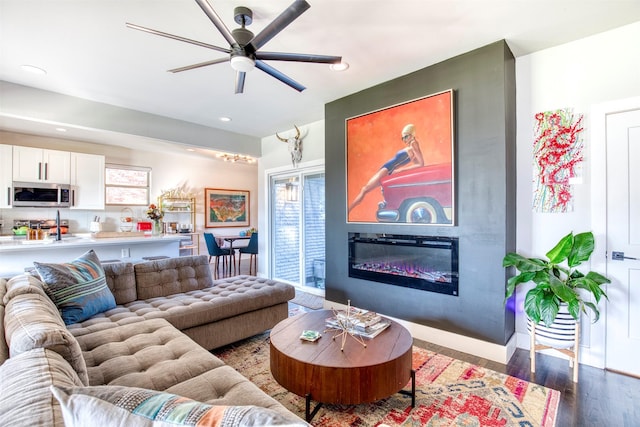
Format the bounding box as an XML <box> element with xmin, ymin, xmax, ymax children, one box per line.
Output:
<box><xmin>211</xmin><ymin>260</ymin><xmax>639</xmax><ymax>425</ymax></box>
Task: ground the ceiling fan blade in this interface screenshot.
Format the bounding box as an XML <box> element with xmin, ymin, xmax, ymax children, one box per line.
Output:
<box><xmin>194</xmin><ymin>0</ymin><xmax>236</xmax><ymax>47</ymax></box>
<box><xmin>169</xmin><ymin>58</ymin><xmax>229</xmax><ymax>73</ymax></box>
<box><xmin>255</xmin><ymin>60</ymin><xmax>305</xmax><ymax>92</ymax></box>
<box><xmin>249</xmin><ymin>0</ymin><xmax>310</xmax><ymax>51</ymax></box>
<box><xmin>235</xmin><ymin>71</ymin><xmax>246</xmax><ymax>94</ymax></box>
<box><xmin>256</xmin><ymin>52</ymin><xmax>341</xmax><ymax>64</ymax></box>
<box><xmin>126</xmin><ymin>23</ymin><xmax>230</xmax><ymax>54</ymax></box>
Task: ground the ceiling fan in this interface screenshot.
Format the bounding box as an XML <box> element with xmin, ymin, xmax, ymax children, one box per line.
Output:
<box><xmin>126</xmin><ymin>0</ymin><xmax>342</xmax><ymax>94</ymax></box>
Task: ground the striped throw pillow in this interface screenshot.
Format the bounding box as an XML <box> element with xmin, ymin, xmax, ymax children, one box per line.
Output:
<box><xmin>50</xmin><ymin>385</ymin><xmax>309</xmax><ymax>426</ymax></box>
<box><xmin>34</xmin><ymin>249</ymin><xmax>116</xmax><ymax>325</ymax></box>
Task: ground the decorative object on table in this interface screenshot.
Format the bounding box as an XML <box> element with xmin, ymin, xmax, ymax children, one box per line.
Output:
<box><xmin>119</xmin><ymin>207</ymin><xmax>134</xmax><ymax>232</ymax></box>
<box><xmin>204</xmin><ymin>188</ymin><xmax>249</xmax><ymax>228</ymax></box>
<box><xmin>532</xmin><ymin>108</ymin><xmax>584</xmax><ymax>213</ymax></box>
<box><xmin>215</xmin><ymin>332</ymin><xmax>561</xmax><ymax>427</ymax></box>
<box><xmin>503</xmin><ymin>230</ymin><xmax>610</xmax><ymax>382</ymax></box>
<box><xmin>299</xmin><ymin>330</ymin><xmax>321</xmax><ymax>342</ymax></box>
<box><xmin>276</xmin><ymin>125</ymin><xmax>305</xmax><ymax>168</ymax></box>
<box><xmin>146</xmin><ymin>203</ymin><xmax>163</xmax><ymax>235</ymax></box>
<box><xmin>324</xmin><ymin>300</ymin><xmax>370</xmax><ymax>350</ymax></box>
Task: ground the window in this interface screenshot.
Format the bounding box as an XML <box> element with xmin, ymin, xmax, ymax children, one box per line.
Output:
<box><xmin>105</xmin><ymin>164</ymin><xmax>151</xmax><ymax>205</ymax></box>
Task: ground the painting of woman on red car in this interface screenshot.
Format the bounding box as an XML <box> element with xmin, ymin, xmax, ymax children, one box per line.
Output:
<box><xmin>346</xmin><ymin>90</ymin><xmax>454</xmax><ymax>224</ymax></box>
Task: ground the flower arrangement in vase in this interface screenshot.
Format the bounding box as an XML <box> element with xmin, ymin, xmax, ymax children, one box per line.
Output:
<box><xmin>146</xmin><ymin>204</ymin><xmax>163</xmax><ymax>235</ymax></box>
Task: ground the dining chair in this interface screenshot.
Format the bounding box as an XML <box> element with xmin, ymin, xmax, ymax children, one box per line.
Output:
<box><xmin>238</xmin><ymin>232</ymin><xmax>258</xmax><ymax>275</ymax></box>
<box><xmin>204</xmin><ymin>233</ymin><xmax>233</xmax><ymax>278</ymax></box>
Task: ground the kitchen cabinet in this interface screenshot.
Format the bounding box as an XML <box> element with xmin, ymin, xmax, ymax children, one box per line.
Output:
<box><xmin>13</xmin><ymin>146</ymin><xmax>71</xmax><ymax>184</ymax></box>
<box><xmin>0</xmin><ymin>145</ymin><xmax>12</xmax><ymax>208</ymax></box>
<box><xmin>70</xmin><ymin>152</ymin><xmax>105</xmax><ymax>210</ymax></box>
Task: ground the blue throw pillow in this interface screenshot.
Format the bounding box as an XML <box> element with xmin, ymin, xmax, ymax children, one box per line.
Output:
<box><xmin>34</xmin><ymin>250</ymin><xmax>116</xmax><ymax>325</ymax></box>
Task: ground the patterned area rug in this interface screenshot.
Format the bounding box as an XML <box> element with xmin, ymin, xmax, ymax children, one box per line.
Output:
<box><xmin>214</xmin><ymin>333</ymin><xmax>560</xmax><ymax>427</ymax></box>
<box><xmin>290</xmin><ymin>290</ymin><xmax>324</xmax><ymax>310</ymax></box>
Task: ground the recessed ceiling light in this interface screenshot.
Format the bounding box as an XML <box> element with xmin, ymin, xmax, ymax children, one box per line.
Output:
<box><xmin>330</xmin><ymin>62</ymin><xmax>349</xmax><ymax>72</ymax></box>
<box><xmin>55</xmin><ymin>127</ymin><xmax>67</xmax><ymax>132</ymax></box>
<box><xmin>219</xmin><ymin>116</ymin><xmax>232</xmax><ymax>122</ymax></box>
<box><xmin>186</xmin><ymin>148</ymin><xmax>195</xmax><ymax>152</ymax></box>
<box><xmin>20</xmin><ymin>64</ymin><xmax>47</xmax><ymax>75</ymax></box>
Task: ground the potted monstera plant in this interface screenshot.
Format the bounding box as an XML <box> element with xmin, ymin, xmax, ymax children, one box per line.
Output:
<box><xmin>503</xmin><ymin>231</ymin><xmax>610</xmax><ymax>347</ymax></box>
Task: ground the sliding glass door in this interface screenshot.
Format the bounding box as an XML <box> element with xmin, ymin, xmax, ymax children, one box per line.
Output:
<box><xmin>270</xmin><ymin>168</ymin><xmax>325</xmax><ymax>293</ymax></box>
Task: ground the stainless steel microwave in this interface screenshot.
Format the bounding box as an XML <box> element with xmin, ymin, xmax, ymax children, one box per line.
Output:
<box><xmin>12</xmin><ymin>182</ymin><xmax>71</xmax><ymax>208</ymax></box>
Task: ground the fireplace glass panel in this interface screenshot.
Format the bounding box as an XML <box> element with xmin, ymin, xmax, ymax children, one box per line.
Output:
<box><xmin>348</xmin><ymin>233</ymin><xmax>458</xmax><ymax>296</ymax></box>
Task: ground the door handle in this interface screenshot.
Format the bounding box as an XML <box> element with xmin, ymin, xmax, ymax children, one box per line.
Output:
<box><xmin>612</xmin><ymin>251</ymin><xmax>638</xmax><ymax>261</ymax></box>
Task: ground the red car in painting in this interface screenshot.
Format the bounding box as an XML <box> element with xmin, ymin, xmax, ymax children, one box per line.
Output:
<box><xmin>376</xmin><ymin>163</ymin><xmax>453</xmax><ymax>224</ymax></box>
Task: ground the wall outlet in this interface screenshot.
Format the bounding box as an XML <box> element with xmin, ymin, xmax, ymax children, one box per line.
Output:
<box><xmin>121</xmin><ymin>248</ymin><xmax>130</xmax><ymax>258</ymax></box>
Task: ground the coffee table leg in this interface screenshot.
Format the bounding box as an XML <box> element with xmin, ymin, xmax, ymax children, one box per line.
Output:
<box><xmin>305</xmin><ymin>394</ymin><xmax>323</xmax><ymax>422</ymax></box>
<box><xmin>398</xmin><ymin>369</ymin><xmax>416</xmax><ymax>407</ymax></box>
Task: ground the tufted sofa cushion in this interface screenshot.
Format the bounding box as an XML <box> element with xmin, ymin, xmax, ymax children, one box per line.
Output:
<box><xmin>134</xmin><ymin>255</ymin><xmax>213</xmax><ymax>299</ymax></box>
<box><xmin>3</xmin><ymin>272</ymin><xmax>49</xmax><ymax>302</ymax></box>
<box><xmin>4</xmin><ymin>275</ymin><xmax>89</xmax><ymax>385</ymax></box>
<box><xmin>68</xmin><ymin>275</ymin><xmax>294</xmax><ymax>336</ymax></box>
<box><xmin>165</xmin><ymin>365</ymin><xmax>298</xmax><ymax>419</ymax></box>
<box><xmin>77</xmin><ymin>318</ymin><xmax>225</xmax><ymax>389</ymax></box>
<box><xmin>102</xmin><ymin>261</ymin><xmax>137</xmax><ymax>305</ymax></box>
<box><xmin>0</xmin><ymin>348</ymin><xmax>85</xmax><ymax>427</ymax></box>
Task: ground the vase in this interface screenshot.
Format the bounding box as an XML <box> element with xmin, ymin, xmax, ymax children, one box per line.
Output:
<box><xmin>527</xmin><ymin>304</ymin><xmax>577</xmax><ymax>349</ymax></box>
<box><xmin>153</xmin><ymin>220</ymin><xmax>163</xmax><ymax>236</ymax></box>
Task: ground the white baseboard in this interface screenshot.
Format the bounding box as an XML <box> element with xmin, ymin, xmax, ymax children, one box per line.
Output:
<box><xmin>324</xmin><ymin>300</ymin><xmax>517</xmax><ymax>364</ymax></box>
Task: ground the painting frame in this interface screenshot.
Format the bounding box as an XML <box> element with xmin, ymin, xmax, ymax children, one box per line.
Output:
<box><xmin>204</xmin><ymin>188</ymin><xmax>250</xmax><ymax>228</ymax></box>
<box><xmin>346</xmin><ymin>89</ymin><xmax>455</xmax><ymax>225</ymax></box>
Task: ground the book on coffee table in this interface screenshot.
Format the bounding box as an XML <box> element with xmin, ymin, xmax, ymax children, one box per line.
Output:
<box><xmin>325</xmin><ymin>316</ymin><xmax>391</xmax><ymax>339</ymax></box>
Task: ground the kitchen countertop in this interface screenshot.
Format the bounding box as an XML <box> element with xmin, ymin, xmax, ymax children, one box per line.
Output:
<box><xmin>0</xmin><ymin>233</ymin><xmax>185</xmax><ymax>252</ymax></box>
<box><xmin>0</xmin><ymin>233</ymin><xmax>186</xmax><ymax>278</ymax></box>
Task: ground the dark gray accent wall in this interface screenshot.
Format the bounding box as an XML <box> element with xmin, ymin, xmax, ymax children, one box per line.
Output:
<box><xmin>325</xmin><ymin>40</ymin><xmax>516</xmax><ymax>345</ymax></box>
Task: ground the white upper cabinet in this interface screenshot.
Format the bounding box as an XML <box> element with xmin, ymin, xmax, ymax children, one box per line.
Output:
<box><xmin>70</xmin><ymin>152</ymin><xmax>105</xmax><ymax>210</ymax></box>
<box><xmin>13</xmin><ymin>146</ymin><xmax>71</xmax><ymax>184</ymax></box>
<box><xmin>0</xmin><ymin>145</ymin><xmax>12</xmax><ymax>208</ymax></box>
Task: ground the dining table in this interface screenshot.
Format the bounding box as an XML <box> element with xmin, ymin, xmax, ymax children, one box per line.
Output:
<box><xmin>217</xmin><ymin>234</ymin><xmax>251</xmax><ymax>275</ymax></box>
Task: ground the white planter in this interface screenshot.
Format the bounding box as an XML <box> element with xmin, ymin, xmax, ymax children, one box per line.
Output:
<box><xmin>527</xmin><ymin>305</ymin><xmax>577</xmax><ymax>349</ymax></box>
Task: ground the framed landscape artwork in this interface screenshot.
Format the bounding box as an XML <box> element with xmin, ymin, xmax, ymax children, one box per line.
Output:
<box><xmin>346</xmin><ymin>89</ymin><xmax>455</xmax><ymax>225</ymax></box>
<box><xmin>205</xmin><ymin>188</ymin><xmax>250</xmax><ymax>228</ymax></box>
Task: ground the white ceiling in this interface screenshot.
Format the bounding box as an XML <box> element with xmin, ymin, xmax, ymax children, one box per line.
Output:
<box><xmin>1</xmin><ymin>0</ymin><xmax>639</xmax><ymax>152</ymax></box>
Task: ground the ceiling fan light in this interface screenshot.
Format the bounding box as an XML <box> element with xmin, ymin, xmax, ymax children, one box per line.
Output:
<box><xmin>230</xmin><ymin>56</ymin><xmax>255</xmax><ymax>72</ymax></box>
<box><xmin>330</xmin><ymin>62</ymin><xmax>349</xmax><ymax>72</ymax></box>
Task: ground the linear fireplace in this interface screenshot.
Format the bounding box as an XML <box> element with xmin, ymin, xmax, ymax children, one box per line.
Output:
<box><xmin>348</xmin><ymin>233</ymin><xmax>459</xmax><ymax>296</ymax></box>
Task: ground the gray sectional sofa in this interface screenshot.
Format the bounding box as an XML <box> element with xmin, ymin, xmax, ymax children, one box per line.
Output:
<box><xmin>0</xmin><ymin>253</ymin><xmax>306</xmax><ymax>426</ymax></box>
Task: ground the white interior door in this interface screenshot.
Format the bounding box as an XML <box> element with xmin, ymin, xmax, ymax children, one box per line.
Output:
<box><xmin>605</xmin><ymin>108</ymin><xmax>640</xmax><ymax>376</ymax></box>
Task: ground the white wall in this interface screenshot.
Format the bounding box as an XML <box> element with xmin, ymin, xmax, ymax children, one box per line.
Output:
<box><xmin>258</xmin><ymin>120</ymin><xmax>325</xmax><ymax>277</ymax></box>
<box><xmin>514</xmin><ymin>21</ymin><xmax>640</xmax><ymax>366</ymax></box>
<box><xmin>0</xmin><ymin>131</ymin><xmax>259</xmax><ymax>254</ymax></box>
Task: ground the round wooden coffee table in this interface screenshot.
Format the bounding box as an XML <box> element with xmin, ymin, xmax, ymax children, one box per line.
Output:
<box><xmin>270</xmin><ymin>309</ymin><xmax>414</xmax><ymax>421</ymax></box>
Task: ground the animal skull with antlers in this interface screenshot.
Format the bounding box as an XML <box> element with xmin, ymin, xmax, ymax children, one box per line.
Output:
<box><xmin>276</xmin><ymin>125</ymin><xmax>304</xmax><ymax>168</ymax></box>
